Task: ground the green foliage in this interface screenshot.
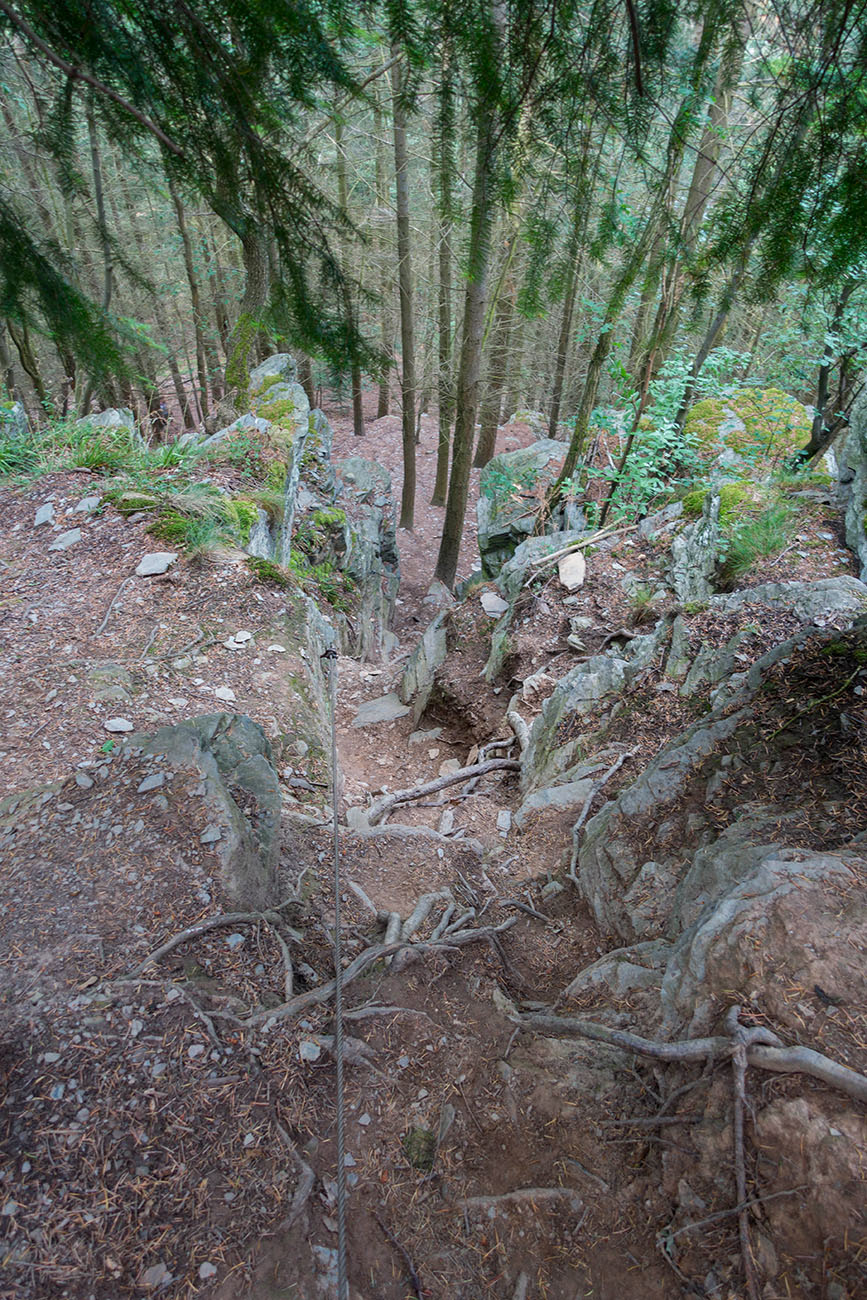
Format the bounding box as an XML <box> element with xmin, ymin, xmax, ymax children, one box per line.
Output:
<box><xmin>718</xmin><ymin>501</ymin><xmax>796</xmax><ymax>587</ymax></box>
<box><xmin>245</xmin><ymin>556</ymin><xmax>291</xmax><ymax>588</ymax></box>
<box><xmin>288</xmin><ymin>552</ymin><xmax>352</xmax><ymax>611</ymax></box>
<box><xmin>684</xmin><ymin>388</ymin><xmax>811</xmax><ymax>463</ymax></box>
<box><xmin>682</xmin><ymin>482</ymin><xmax>752</xmax><ymax>522</ymax></box>
<box><xmin>226</xmin><ymin>498</ymin><xmax>259</xmax><ymax>545</ymax></box>
<box><xmin>311</xmin><ymin>507</ymin><xmax>345</xmax><ymax>529</ymax></box>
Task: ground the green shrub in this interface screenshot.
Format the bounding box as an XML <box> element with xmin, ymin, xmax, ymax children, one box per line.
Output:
<box><xmin>226</xmin><ymin>497</ymin><xmax>259</xmax><ymax>545</ymax></box>
<box><xmin>245</xmin><ymin>556</ymin><xmax>291</xmax><ymax>588</ymax></box>
<box><xmin>719</xmin><ymin>501</ymin><xmax>795</xmax><ymax>586</ymax></box>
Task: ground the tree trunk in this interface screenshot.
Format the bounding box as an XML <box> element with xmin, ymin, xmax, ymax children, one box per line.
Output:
<box><xmin>225</xmin><ymin>229</ymin><xmax>269</xmax><ymax>401</ymax></box>
<box><xmin>434</xmin><ymin>111</ymin><xmax>496</xmax><ymax>587</ymax></box>
<box><xmin>547</xmin><ymin>207</ymin><xmax>584</xmax><ymax>440</ymax></box>
<box><xmin>80</xmin><ymin>97</ymin><xmax>113</xmax><ymax>414</ymax></box>
<box><xmin>432</xmin><ymin>41</ymin><xmax>455</xmax><ymax>506</ymax></box>
<box><xmin>167</xmin><ymin>177</ymin><xmax>210</xmax><ymax>420</ymax></box>
<box><xmin>373</xmin><ymin>99</ymin><xmax>392</xmax><ymax>419</ymax></box>
<box><xmin>0</xmin><ymin>321</ymin><xmax>18</xmax><ymax>398</ymax></box>
<box><xmin>474</xmin><ymin>273</ymin><xmax>515</xmax><ymax>466</ymax></box>
<box><xmin>335</xmin><ymin>118</ymin><xmax>365</xmax><ymax>436</ymax></box>
<box><xmin>297</xmin><ymin>354</ymin><xmax>316</xmax><ymax>407</ymax></box>
<box><xmin>392</xmin><ymin>50</ymin><xmax>416</xmax><ymax>528</ymax></box>
<box><xmin>8</xmin><ymin>319</ymin><xmax>47</xmax><ymax>408</ymax></box>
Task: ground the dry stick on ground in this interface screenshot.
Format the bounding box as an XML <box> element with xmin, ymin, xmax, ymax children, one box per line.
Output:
<box><xmin>262</xmin><ymin>912</ymin><xmax>294</xmax><ymax>999</ymax></box>
<box><xmin>568</xmin><ymin>748</ymin><xmax>639</xmax><ymax>884</ymax></box>
<box><xmin>517</xmin><ymin>1012</ymin><xmax>867</xmax><ymax>1102</ymax></box>
<box><xmin>526</xmin><ymin>523</ymin><xmax>637</xmax><ymax>572</ymax></box>
<box><xmin>365</xmin><ymin>758</ymin><xmax>520</xmax><ymax>826</ymax></box>
<box><xmin>374</xmin><ymin>1211</ymin><xmax>423</xmax><ymax>1300</ymax></box>
<box><xmin>664</xmin><ymin>1186</ymin><xmax>808</xmax><ymax>1241</ymax></box>
<box><xmin>95</xmin><ymin>576</ymin><xmax>134</xmax><ymax>636</ymax></box>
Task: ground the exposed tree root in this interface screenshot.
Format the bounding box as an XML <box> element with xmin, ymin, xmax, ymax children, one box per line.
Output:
<box><xmin>365</xmin><ymin>758</ymin><xmax>520</xmax><ymax>825</ymax></box>
<box><xmin>131</xmin><ymin>899</ymin><xmax>299</xmax><ymax>975</ymax></box>
<box><xmin>568</xmin><ymin>748</ymin><xmax>639</xmax><ymax>883</ymax></box>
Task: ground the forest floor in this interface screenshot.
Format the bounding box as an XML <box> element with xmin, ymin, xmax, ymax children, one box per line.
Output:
<box><xmin>0</xmin><ymin>390</ymin><xmax>862</xmax><ymax>1299</ymax></box>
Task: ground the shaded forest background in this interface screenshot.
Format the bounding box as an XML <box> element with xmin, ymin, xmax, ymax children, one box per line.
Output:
<box><xmin>1</xmin><ymin>0</ymin><xmax>867</xmax><ymax>583</ymax></box>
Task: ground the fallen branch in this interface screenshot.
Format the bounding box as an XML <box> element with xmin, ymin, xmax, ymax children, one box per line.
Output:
<box><xmin>728</xmin><ymin>1008</ymin><xmax>760</xmax><ymax>1300</ymax></box>
<box><xmin>500</xmin><ymin>899</ymin><xmax>559</xmax><ymax>927</ymax></box>
<box><xmin>664</xmin><ymin>1186</ymin><xmax>807</xmax><ymax>1241</ymax></box>
<box><xmin>527</xmin><ymin>523</ymin><xmax>637</xmax><ymax>572</ymax></box>
<box><xmin>374</xmin><ymin>1211</ymin><xmax>423</xmax><ymax>1300</ymax></box>
<box><xmin>263</xmin><ymin>911</ymin><xmax>294</xmax><ymax>1000</ymax></box>
<box><xmin>95</xmin><ymin>576</ymin><xmax>134</xmax><ymax>636</ymax></box>
<box><xmin>366</xmin><ymin>759</ymin><xmax>520</xmax><ymax>826</ymax></box>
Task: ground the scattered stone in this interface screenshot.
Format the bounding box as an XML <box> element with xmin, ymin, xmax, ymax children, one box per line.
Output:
<box><xmin>438</xmin><ymin>809</ymin><xmax>455</xmax><ymax>835</ymax></box>
<box><xmin>438</xmin><ymin>759</ymin><xmax>461</xmax><ymax>777</ymax></box>
<box><xmin>496</xmin><ymin>809</ymin><xmax>512</xmax><ymax>834</ymax></box>
<box><xmin>48</xmin><ymin>528</ymin><xmax>82</xmax><ymax>552</ymax></box>
<box><xmin>225</xmin><ymin>933</ymin><xmax>245</xmax><ymax>950</ymax></box>
<box><xmin>351</xmin><ymin>693</ymin><xmax>410</xmax><ymax>728</ymax></box>
<box><xmin>481</xmin><ymin>590</ymin><xmax>509</xmax><ymax>616</ymax></box>
<box><xmin>358</xmin><ymin>1113</ymin><xmax>371</xmax><ymax>1126</ymax></box>
<box><xmin>135</xmin><ymin>552</ymin><xmax>178</xmax><ymax>577</ymax></box>
<box><xmin>300</xmin><ymin>1039</ymin><xmax>322</xmax><ymax>1063</ymax></box>
<box><xmin>137</xmin><ymin>773</ymin><xmax>164</xmax><ymax>793</ymax></box>
<box><xmin>187</xmin><ymin>1044</ymin><xmax>205</xmax><ymax>1059</ymax></box>
<box><xmin>139</xmin><ymin>1262</ymin><xmax>171</xmax><ymax>1289</ymax></box>
<box><xmin>408</xmin><ymin>727</ymin><xmax>442</xmax><ymax>745</ymax></box>
<box><xmin>34</xmin><ymin>502</ymin><xmax>55</xmax><ymax>527</ymax></box>
<box><xmin>558</xmin><ymin>551</ymin><xmax>587</xmax><ymax>590</ymax></box>
<box><xmin>214</xmin><ymin>686</ymin><xmax>237</xmax><ymax>703</ymax></box>
<box><xmin>104</xmin><ymin>718</ymin><xmax>134</xmax><ymax>733</ymax></box>
<box><xmin>74</xmin><ymin>495</ymin><xmax>102</xmax><ymax>514</ymax></box>
<box><xmin>540</xmin><ymin>881</ymin><xmax>565</xmax><ymax>900</ymax></box>
<box><xmin>200</xmin><ymin>824</ymin><xmax>222</xmax><ymax>845</ymax></box>
<box><xmin>74</xmin><ymin>771</ymin><xmax>94</xmax><ymax>790</ymax></box>
<box><xmin>267</xmin><ymin>644</ymin><xmax>287</xmax><ymax>653</ymax></box>
<box><xmin>198</xmin><ymin>1263</ymin><xmax>218</xmax><ymax>1281</ymax></box>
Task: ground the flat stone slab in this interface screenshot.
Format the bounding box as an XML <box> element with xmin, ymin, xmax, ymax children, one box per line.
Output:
<box><xmin>74</xmin><ymin>495</ymin><xmax>102</xmax><ymax>513</ymax></box>
<box><xmin>558</xmin><ymin>551</ymin><xmax>586</xmax><ymax>590</ymax></box>
<box><xmin>481</xmin><ymin>591</ymin><xmax>509</xmax><ymax>616</ymax></box>
<box><xmin>34</xmin><ymin>502</ymin><xmax>55</xmax><ymax>527</ymax></box>
<box><xmin>514</xmin><ymin>778</ymin><xmax>595</xmax><ymax>829</ymax></box>
<box><xmin>136</xmin><ymin>551</ymin><xmax>178</xmax><ymax>576</ymax></box>
<box><xmin>351</xmin><ymin>693</ymin><xmax>410</xmax><ymax>728</ymax></box>
<box><xmin>48</xmin><ymin>528</ymin><xmax>82</xmax><ymax>551</ymax></box>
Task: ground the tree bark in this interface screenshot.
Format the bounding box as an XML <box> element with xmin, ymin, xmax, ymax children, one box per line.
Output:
<box><xmin>547</xmin><ymin>207</ymin><xmax>584</xmax><ymax>440</ymax></box>
<box><xmin>475</xmin><ymin>271</ymin><xmax>515</xmax><ymax>466</ymax></box>
<box><xmin>225</xmin><ymin>229</ymin><xmax>269</xmax><ymax>402</ymax></box>
<box><xmin>335</xmin><ymin>117</ymin><xmax>365</xmax><ymax>436</ymax></box>
<box><xmin>392</xmin><ymin>50</ymin><xmax>416</xmax><ymax>528</ymax></box>
<box><xmin>373</xmin><ymin>98</ymin><xmax>392</xmax><ymax>419</ymax></box>
<box><xmin>434</xmin><ymin>110</ymin><xmax>496</xmax><ymax>586</ymax></box>
<box><xmin>167</xmin><ymin>176</ymin><xmax>210</xmax><ymax>420</ymax></box>
<box><xmin>432</xmin><ymin>42</ymin><xmax>455</xmax><ymax>506</ymax></box>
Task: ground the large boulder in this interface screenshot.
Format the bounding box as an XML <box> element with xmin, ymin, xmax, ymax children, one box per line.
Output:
<box><xmin>477</xmin><ymin>439</ymin><xmax>566</xmax><ymax>577</ymax></box>
<box><xmin>76</xmin><ymin>407</ymin><xmax>136</xmax><ymax>434</ymax></box>
<box><xmin>0</xmin><ymin>399</ymin><xmax>27</xmax><ymax>441</ymax></box>
<box><xmin>334</xmin><ymin>457</ymin><xmax>400</xmax><ymax>661</ymax></box>
<box><xmin>668</xmin><ymin>490</ymin><xmax>720</xmax><ymax>603</ymax></box>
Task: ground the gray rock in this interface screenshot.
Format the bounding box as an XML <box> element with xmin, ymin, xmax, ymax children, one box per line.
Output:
<box><xmin>477</xmin><ymin>439</ymin><xmax>568</xmax><ymax>576</ymax></box>
<box><xmin>34</xmin><ymin>502</ymin><xmax>55</xmax><ymax>527</ymax></box>
<box><xmin>496</xmin><ymin>809</ymin><xmax>512</xmax><ymax>833</ymax></box>
<box><xmin>710</xmin><ymin>576</ymin><xmax>867</xmax><ymax>622</ymax></box>
<box><xmin>514</xmin><ymin>778</ymin><xmax>594</xmax><ymax>829</ymax></box>
<box><xmin>74</xmin><ymin>771</ymin><xmax>94</xmax><ymax>790</ymax></box>
<box><xmin>557</xmin><ymin>551</ymin><xmax>586</xmax><ymax>590</ymax></box>
<box><xmin>135</xmin><ymin>551</ymin><xmax>177</xmax><ymax>576</ymax></box>
<box><xmin>131</xmin><ymin>713</ymin><xmax>283</xmax><ymax>908</ymax></box>
<box><xmin>74</xmin><ymin>495</ymin><xmax>102</xmax><ymax>514</ymax></box>
<box><xmin>104</xmin><ymin>717</ymin><xmax>134</xmax><ymax>733</ymax></box>
<box><xmin>77</xmin><ymin>407</ymin><xmax>135</xmax><ymax>433</ymax></box>
<box><xmin>351</xmin><ymin>693</ymin><xmax>410</xmax><ymax>728</ymax></box>
<box><xmin>638</xmin><ymin>501</ymin><xmax>683</xmax><ymax>541</ymax></box>
<box><xmin>137</xmin><ymin>773</ymin><xmax>164</xmax><ymax>793</ymax></box>
<box><xmin>87</xmin><ymin>664</ymin><xmax>133</xmax><ymax>703</ymax></box>
<box><xmin>398</xmin><ymin>612</ymin><xmax>448</xmax><ymax>723</ymax></box>
<box><xmin>0</xmin><ymin>400</ymin><xmax>27</xmax><ymax>441</ymax></box>
<box><xmin>480</xmin><ymin>590</ymin><xmax>509</xmax><ymax>616</ymax></box>
<box><xmin>48</xmin><ymin>528</ymin><xmax>82</xmax><ymax>552</ymax></box>
<box><xmin>202</xmin><ymin>413</ymin><xmax>271</xmax><ymax>449</ymax></box>
<box><xmin>669</xmin><ymin>491</ymin><xmax>720</xmax><ymax>603</ymax></box>
<box><xmin>249</xmin><ymin>353</ymin><xmax>298</xmax><ymax>390</ymax></box>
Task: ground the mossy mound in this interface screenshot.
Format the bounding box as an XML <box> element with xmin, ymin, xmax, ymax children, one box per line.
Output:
<box><xmin>682</xmin><ymin>481</ymin><xmax>753</xmax><ymax>522</ymax></box>
<box><xmin>685</xmin><ymin>387</ymin><xmax>811</xmax><ymax>463</ymax></box>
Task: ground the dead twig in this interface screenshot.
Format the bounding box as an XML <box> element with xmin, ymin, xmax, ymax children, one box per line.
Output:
<box><xmin>374</xmin><ymin>1211</ymin><xmax>423</xmax><ymax>1300</ymax></box>
<box><xmin>95</xmin><ymin>576</ymin><xmax>134</xmax><ymax>636</ymax></box>
<box><xmin>500</xmin><ymin>898</ymin><xmax>559</xmax><ymax>927</ymax></box>
<box><xmin>728</xmin><ymin>1008</ymin><xmax>761</xmax><ymax>1300</ymax></box>
<box><xmin>273</xmin><ymin>1122</ymin><xmax>315</xmax><ymax>1234</ymax></box>
<box><xmin>366</xmin><ymin>759</ymin><xmax>520</xmax><ymax>826</ymax></box>
<box><xmin>665</xmin><ymin>1185</ymin><xmax>808</xmax><ymax>1241</ymax></box>
<box><xmin>262</xmin><ymin>911</ymin><xmax>294</xmax><ymax>1000</ymax></box>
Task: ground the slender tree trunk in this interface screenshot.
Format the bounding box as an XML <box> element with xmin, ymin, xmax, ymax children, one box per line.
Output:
<box><xmin>334</xmin><ymin>119</ymin><xmax>365</xmax><ymax>436</ymax></box>
<box><xmin>474</xmin><ymin>274</ymin><xmax>515</xmax><ymax>466</ymax></box>
<box><xmin>0</xmin><ymin>322</ymin><xmax>17</xmax><ymax>398</ymax></box>
<box><xmin>80</xmin><ymin>97</ymin><xmax>113</xmax><ymax>414</ymax></box>
<box><xmin>167</xmin><ymin>177</ymin><xmax>210</xmax><ymax>420</ymax></box>
<box><xmin>373</xmin><ymin>99</ymin><xmax>392</xmax><ymax>419</ymax></box>
<box><xmin>8</xmin><ymin>320</ymin><xmax>47</xmax><ymax>408</ymax></box>
<box><xmin>392</xmin><ymin>50</ymin><xmax>416</xmax><ymax>528</ymax></box>
<box><xmin>432</xmin><ymin>42</ymin><xmax>455</xmax><ymax>506</ymax></box>
<box><xmin>799</xmin><ymin>281</ymin><xmax>856</xmax><ymax>458</ymax></box>
<box><xmin>297</xmin><ymin>354</ymin><xmax>316</xmax><ymax>407</ymax></box>
<box><xmin>547</xmin><ymin>207</ymin><xmax>584</xmax><ymax>439</ymax></box>
<box><xmin>434</xmin><ymin>111</ymin><xmax>497</xmax><ymax>587</ymax></box>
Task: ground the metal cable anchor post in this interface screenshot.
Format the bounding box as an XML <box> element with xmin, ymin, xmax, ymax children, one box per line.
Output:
<box><xmin>322</xmin><ymin>645</ymin><xmax>348</xmax><ymax>1300</ymax></box>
